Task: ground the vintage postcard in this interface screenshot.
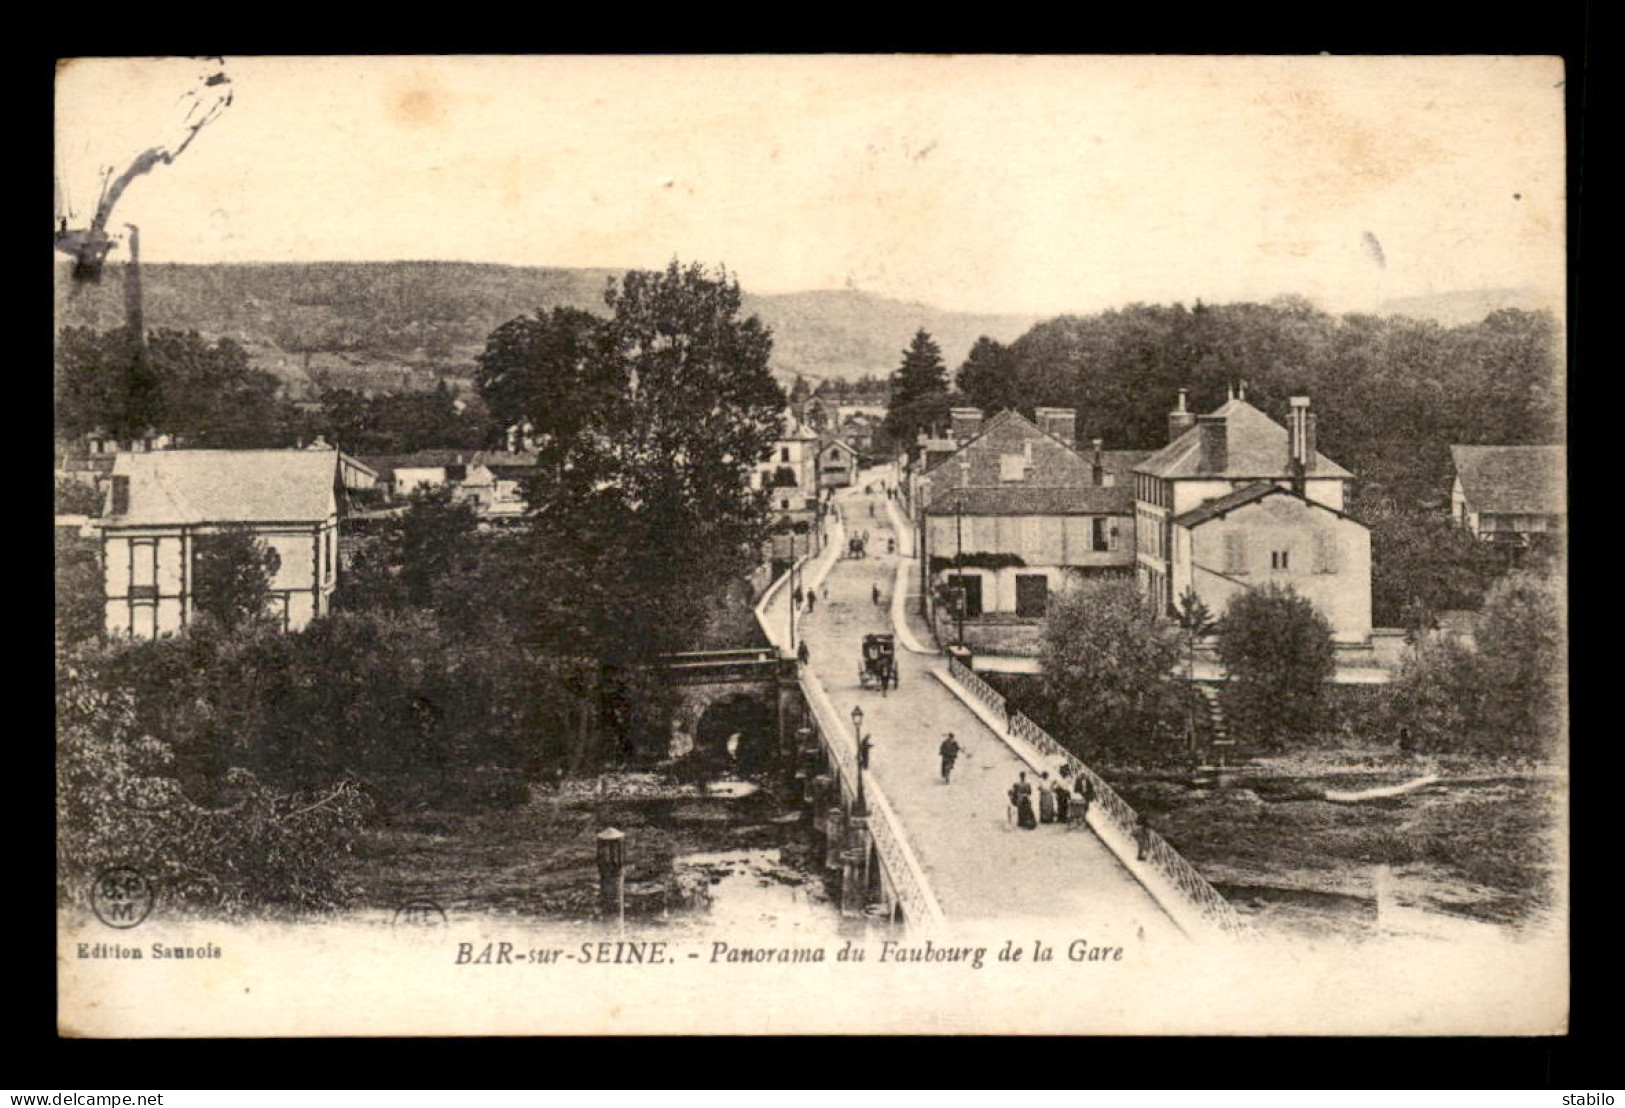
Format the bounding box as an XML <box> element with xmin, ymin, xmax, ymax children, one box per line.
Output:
<box><xmin>54</xmin><ymin>54</ymin><xmax>1567</xmax><ymax>1037</ymax></box>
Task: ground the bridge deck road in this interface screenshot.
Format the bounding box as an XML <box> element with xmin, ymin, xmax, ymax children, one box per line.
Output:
<box><xmin>780</xmin><ymin>477</ymin><xmax>1181</xmax><ymax>941</ymax></box>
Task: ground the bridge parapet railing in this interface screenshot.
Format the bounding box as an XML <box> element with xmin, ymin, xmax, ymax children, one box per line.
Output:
<box><xmin>945</xmin><ymin>656</ymin><xmax>1246</xmax><ymax>938</ymax></box>
<box><xmin>799</xmin><ymin>655</ymin><xmax>947</xmax><ymax>932</ymax></box>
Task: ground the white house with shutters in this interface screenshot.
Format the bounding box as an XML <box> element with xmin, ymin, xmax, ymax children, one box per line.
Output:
<box><xmin>1169</xmin><ymin>482</ymin><xmax>1372</xmax><ymax>643</ymax></box>
<box><xmin>1133</xmin><ymin>389</ymin><xmax>1371</xmax><ymax>642</ymax></box>
<box><xmin>99</xmin><ymin>449</ymin><xmax>345</xmax><ymax>638</ymax></box>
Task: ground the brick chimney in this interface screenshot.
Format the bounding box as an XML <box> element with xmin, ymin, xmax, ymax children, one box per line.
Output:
<box><xmin>1197</xmin><ymin>414</ymin><xmax>1228</xmax><ymax>473</ymax></box>
<box><xmin>1090</xmin><ymin>437</ymin><xmax>1105</xmax><ymax>486</ymax></box>
<box><xmin>1168</xmin><ymin>389</ymin><xmax>1196</xmax><ymax>443</ymax></box>
<box><xmin>1034</xmin><ymin>406</ymin><xmax>1077</xmax><ymax>445</ymax></box>
<box><xmin>950</xmin><ymin>407</ymin><xmax>984</xmax><ymax>442</ymax></box>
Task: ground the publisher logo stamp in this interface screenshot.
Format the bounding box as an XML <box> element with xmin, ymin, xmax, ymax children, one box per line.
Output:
<box><xmin>91</xmin><ymin>866</ymin><xmax>154</xmax><ymax>930</ymax></box>
<box><xmin>393</xmin><ymin>899</ymin><xmax>448</xmax><ymax>927</ymax></box>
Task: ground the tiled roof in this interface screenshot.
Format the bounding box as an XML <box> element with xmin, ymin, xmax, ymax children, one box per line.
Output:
<box><xmin>1450</xmin><ymin>445</ymin><xmax>1566</xmax><ymax>515</ymax></box>
<box><xmin>1170</xmin><ymin>482</ymin><xmax>1279</xmax><ymax>527</ymax></box>
<box><xmin>104</xmin><ymin>449</ymin><xmax>340</xmax><ymax>526</ymax></box>
<box><xmin>1134</xmin><ymin>398</ymin><xmax>1353</xmax><ymax>480</ymax></box>
<box><xmin>926</xmin><ymin>485</ymin><xmax>1135</xmax><ymax>516</ymax></box>
<box><xmin>1171</xmin><ymin>481</ymin><xmax>1362</xmax><ymax>529</ymax></box>
<box><xmin>923</xmin><ymin>410</ymin><xmax>1144</xmax><ymax>483</ymax></box>
<box><xmin>472</xmin><ymin>450</ymin><xmax>542</xmax><ymax>473</ymax></box>
<box><xmin>358</xmin><ymin>451</ymin><xmax>480</xmax><ymax>479</ymax></box>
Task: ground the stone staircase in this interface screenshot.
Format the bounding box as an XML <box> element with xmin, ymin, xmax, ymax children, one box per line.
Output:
<box><xmin>1194</xmin><ymin>684</ymin><xmax>1239</xmax><ymax>773</ymax></box>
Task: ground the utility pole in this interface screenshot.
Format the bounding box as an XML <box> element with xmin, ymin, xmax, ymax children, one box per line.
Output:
<box><xmin>955</xmin><ymin>494</ymin><xmax>965</xmax><ymax>647</ymax></box>
<box><xmin>788</xmin><ymin>523</ymin><xmax>797</xmax><ymax>650</ymax></box>
<box><xmin>123</xmin><ymin>224</ymin><xmax>146</xmax><ymax>350</ymax></box>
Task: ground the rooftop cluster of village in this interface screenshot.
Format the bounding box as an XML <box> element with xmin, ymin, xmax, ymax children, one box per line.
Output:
<box><xmin>56</xmin><ymin>367</ymin><xmax>1562</xmax><ymax>658</ymax></box>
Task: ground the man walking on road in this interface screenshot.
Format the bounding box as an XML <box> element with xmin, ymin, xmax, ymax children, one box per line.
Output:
<box><xmin>872</xmin><ymin>583</ymin><xmax>881</xmax><ymax>606</ymax></box>
<box><xmin>938</xmin><ymin>733</ymin><xmax>962</xmax><ymax>783</ymax></box>
<box><xmin>797</xmin><ymin>640</ymin><xmax>810</xmax><ymax>666</ymax></box>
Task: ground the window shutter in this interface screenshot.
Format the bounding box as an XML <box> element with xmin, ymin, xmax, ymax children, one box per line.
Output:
<box><xmin>111</xmin><ymin>475</ymin><xmax>130</xmax><ymax>516</ymax></box>
<box><xmin>1223</xmin><ymin>532</ymin><xmax>1246</xmax><ymax>574</ymax></box>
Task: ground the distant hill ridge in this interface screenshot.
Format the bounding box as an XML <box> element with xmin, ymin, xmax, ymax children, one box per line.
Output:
<box><xmin>1377</xmin><ymin>286</ymin><xmax>1562</xmax><ymax>327</ymax></box>
<box><xmin>53</xmin><ymin>261</ymin><xmax>1040</xmax><ymax>391</ymax></box>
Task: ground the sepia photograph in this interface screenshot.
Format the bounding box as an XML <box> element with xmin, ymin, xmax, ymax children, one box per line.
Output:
<box><xmin>53</xmin><ymin>54</ymin><xmax>1568</xmax><ymax>1038</ymax></box>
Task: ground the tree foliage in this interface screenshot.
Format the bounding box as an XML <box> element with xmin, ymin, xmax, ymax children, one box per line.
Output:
<box><xmin>55</xmin><ymin>530</ymin><xmax>103</xmax><ymax>648</ymax></box>
<box><xmin>394</xmin><ymin>484</ymin><xmax>480</xmax><ymax>607</ymax></box>
<box><xmin>314</xmin><ymin>379</ymin><xmax>487</xmax><ymax>455</ymax></box>
<box><xmin>473</xmin><ymin>261</ymin><xmax>785</xmax><ymax>758</ymax></box>
<box><xmin>473</xmin><ymin>305</ymin><xmax>605</xmax><ymax>450</ymax></box>
<box><xmin>987</xmin><ymin>301</ymin><xmax>1560</xmax><ymax>510</ymax></box>
<box><xmin>1382</xmin><ymin>572</ymin><xmax>1565</xmax><ymax>758</ymax></box>
<box><xmin>1365</xmin><ymin>494</ymin><xmax>1508</xmax><ymax>627</ymax></box>
<box><xmin>1039</xmin><ymin>579</ymin><xmax>1186</xmax><ymax>760</ymax></box>
<box><xmin>1476</xmin><ymin>572</ymin><xmax>1566</xmax><ymax>756</ymax></box>
<box><xmin>191</xmin><ymin>527</ymin><xmax>282</xmax><ymax>629</ymax></box>
<box><xmin>57</xmin><ymin>645</ymin><xmax>372</xmax><ymax>916</ymax></box>
<box><xmin>955</xmin><ymin>335</ymin><xmax>1021</xmax><ymax>417</ymax></box>
<box><xmin>55</xmin><ymin>478</ymin><xmax>104</xmax><ymax>516</ymax></box>
<box><xmin>1214</xmin><ymin>584</ymin><xmax>1336</xmax><ymax>747</ymax></box>
<box><xmin>1175</xmin><ymin>586</ymin><xmax>1217</xmax><ymax>681</ymax></box>
<box><xmin>884</xmin><ymin>329</ymin><xmax>951</xmax><ymax>458</ymax></box>
<box><xmin>56</xmin><ymin>326</ymin><xmax>306</xmax><ymax>447</ymax></box>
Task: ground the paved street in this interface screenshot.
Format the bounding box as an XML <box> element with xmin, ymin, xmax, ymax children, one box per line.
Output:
<box><xmin>770</xmin><ymin>475</ymin><xmax>1181</xmax><ymax>941</ymax></box>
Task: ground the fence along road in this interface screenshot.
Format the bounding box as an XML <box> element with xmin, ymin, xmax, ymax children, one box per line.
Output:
<box><xmin>762</xmin><ymin>480</ymin><xmax>1186</xmax><ymax>942</ymax></box>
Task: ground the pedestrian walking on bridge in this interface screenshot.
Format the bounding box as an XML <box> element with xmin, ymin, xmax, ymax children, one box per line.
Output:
<box><xmin>1134</xmin><ymin>813</ymin><xmax>1153</xmax><ymax>861</ymax></box>
<box><xmin>872</xmin><ymin>583</ymin><xmax>881</xmax><ymax>606</ymax></box>
<box><xmin>797</xmin><ymin>640</ymin><xmax>810</xmax><ymax>666</ymax></box>
<box><xmin>938</xmin><ymin>733</ymin><xmax>962</xmax><ymax>783</ymax></box>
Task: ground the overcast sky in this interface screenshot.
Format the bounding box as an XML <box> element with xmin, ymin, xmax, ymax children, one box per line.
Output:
<box><xmin>55</xmin><ymin>55</ymin><xmax>1566</xmax><ymax>317</ymax></box>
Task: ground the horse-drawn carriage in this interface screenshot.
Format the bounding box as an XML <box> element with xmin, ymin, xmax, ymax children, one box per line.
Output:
<box><xmin>859</xmin><ymin>632</ymin><xmax>898</xmax><ymax>690</ymax></box>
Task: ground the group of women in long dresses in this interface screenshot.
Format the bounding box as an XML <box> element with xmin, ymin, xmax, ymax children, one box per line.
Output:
<box><xmin>1008</xmin><ymin>766</ymin><xmax>1094</xmax><ymax>830</ymax></box>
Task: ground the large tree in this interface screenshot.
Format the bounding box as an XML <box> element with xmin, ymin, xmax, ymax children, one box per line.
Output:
<box><xmin>955</xmin><ymin>335</ymin><xmax>1022</xmax><ymax>417</ymax></box>
<box><xmin>884</xmin><ymin>328</ymin><xmax>951</xmax><ymax>457</ymax></box>
<box><xmin>1039</xmin><ymin>578</ymin><xmax>1187</xmax><ymax>760</ymax></box>
<box><xmin>394</xmin><ymin>484</ymin><xmax>480</xmax><ymax>606</ymax></box>
<box><xmin>473</xmin><ymin>305</ymin><xmax>606</xmax><ymax>450</ymax></box>
<box><xmin>191</xmin><ymin>527</ymin><xmax>283</xmax><ymax>629</ymax></box>
<box><xmin>478</xmin><ymin>261</ymin><xmax>785</xmax><ymax>759</ymax></box>
<box><xmin>1476</xmin><ymin>571</ymin><xmax>1566</xmax><ymax>757</ymax></box>
<box><xmin>1214</xmin><ymin>585</ymin><xmax>1336</xmax><ymax>747</ymax></box>
<box><xmin>1364</xmin><ymin>495</ymin><xmax>1508</xmax><ymax>627</ymax></box>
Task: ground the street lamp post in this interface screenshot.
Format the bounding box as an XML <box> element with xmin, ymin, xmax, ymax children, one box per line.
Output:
<box><xmin>788</xmin><ymin>523</ymin><xmax>797</xmax><ymax>650</ymax></box>
<box><xmin>850</xmin><ymin>705</ymin><xmax>868</xmax><ymax>816</ymax></box>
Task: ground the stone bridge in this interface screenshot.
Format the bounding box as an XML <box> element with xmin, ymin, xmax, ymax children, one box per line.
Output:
<box><xmin>658</xmin><ymin>648</ymin><xmax>804</xmax><ymax>769</ymax></box>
